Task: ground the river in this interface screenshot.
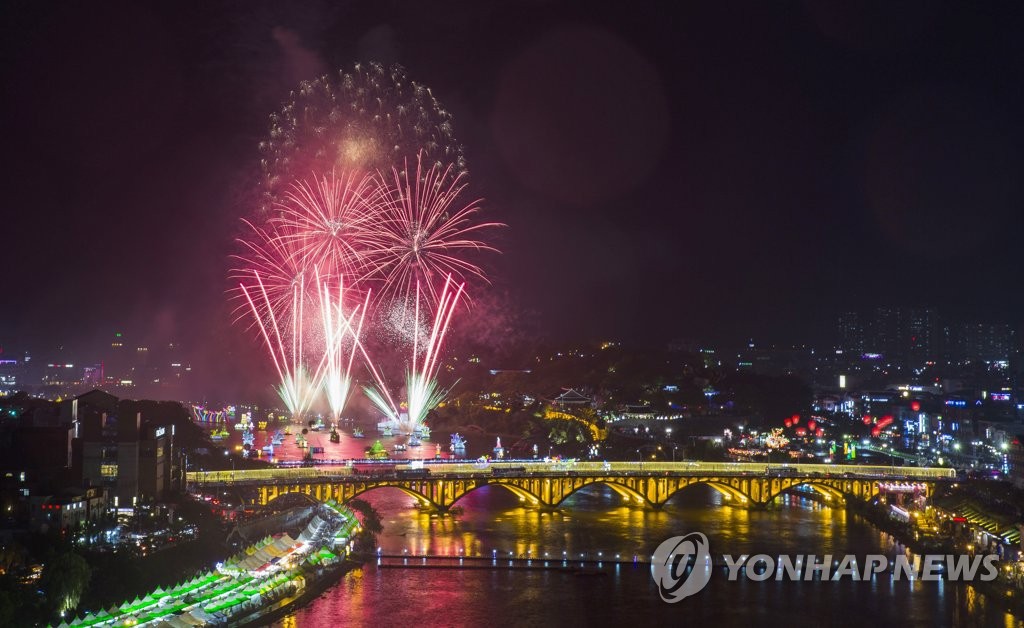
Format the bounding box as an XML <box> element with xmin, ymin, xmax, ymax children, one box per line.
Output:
<box><xmin>269</xmin><ymin>485</ymin><xmax>1022</xmax><ymax>627</ymax></box>
<box><xmin>216</xmin><ymin>421</ymin><xmax>504</xmax><ymax>463</ymax></box>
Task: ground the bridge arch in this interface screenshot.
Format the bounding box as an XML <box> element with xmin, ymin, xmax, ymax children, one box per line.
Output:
<box><xmin>344</xmin><ymin>484</ymin><xmax>438</xmax><ymax>510</ymax></box>
<box><xmin>761</xmin><ymin>478</ymin><xmax>878</xmax><ymax>505</ymax></box>
<box><xmin>434</xmin><ymin>481</ymin><xmax>545</xmax><ymax>508</ymax></box>
<box><xmin>259</xmin><ymin>481</ymin><xmax>440</xmax><ymax>510</ymax></box>
<box><xmin>480</xmin><ymin>482</ymin><xmax>544</xmax><ymax>506</ymax></box>
<box><xmin>661</xmin><ymin>479</ymin><xmax>750</xmax><ymax>506</ymax></box>
<box><xmin>263</xmin><ymin>491</ymin><xmax>319</xmax><ymax>510</ymax></box>
<box><xmin>550</xmin><ymin>479</ymin><xmax>650</xmax><ymax>507</ymax></box>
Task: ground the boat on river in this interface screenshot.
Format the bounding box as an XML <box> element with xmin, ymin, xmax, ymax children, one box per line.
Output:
<box><xmin>365</xmin><ymin>440</ymin><xmax>389</xmax><ymax>460</ymax></box>
<box><xmin>450</xmin><ymin>433</ymin><xmax>467</xmax><ymax>452</ymax></box>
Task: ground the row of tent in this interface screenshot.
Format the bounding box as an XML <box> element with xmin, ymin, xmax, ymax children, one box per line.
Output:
<box><xmin>221</xmin><ymin>533</ymin><xmax>302</xmax><ymax>574</ymax></box>
<box><xmin>59</xmin><ymin>502</ymin><xmax>358</xmax><ymax>628</ymax></box>
<box><xmin>950</xmin><ymin>501</ymin><xmax>1022</xmax><ymax>547</ymax></box>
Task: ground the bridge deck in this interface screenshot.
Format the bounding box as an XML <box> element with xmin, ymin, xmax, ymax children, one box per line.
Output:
<box><xmin>188</xmin><ymin>461</ymin><xmax>954</xmax><ymax>485</ymax></box>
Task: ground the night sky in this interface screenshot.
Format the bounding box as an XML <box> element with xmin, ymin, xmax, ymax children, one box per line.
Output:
<box><xmin>3</xmin><ymin>1</ymin><xmax>1024</xmax><ymax>371</ymax></box>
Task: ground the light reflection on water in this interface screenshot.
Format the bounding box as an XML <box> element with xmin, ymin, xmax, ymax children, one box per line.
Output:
<box><xmin>277</xmin><ymin>485</ymin><xmax>1023</xmax><ymax>627</ymax></box>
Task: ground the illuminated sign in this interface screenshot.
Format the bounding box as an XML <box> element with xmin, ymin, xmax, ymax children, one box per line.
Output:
<box><xmin>155</xmin><ymin>427</ymin><xmax>166</xmax><ymax>438</ymax></box>
<box><xmin>990</xmin><ymin>393</ymin><xmax>1010</xmax><ymax>401</ymax></box>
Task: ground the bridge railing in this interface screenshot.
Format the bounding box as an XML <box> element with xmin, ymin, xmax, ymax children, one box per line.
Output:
<box><xmin>186</xmin><ymin>461</ymin><xmax>954</xmax><ymax>485</ymax></box>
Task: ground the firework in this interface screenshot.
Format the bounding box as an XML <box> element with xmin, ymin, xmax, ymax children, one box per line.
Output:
<box><xmin>317</xmin><ymin>270</ymin><xmax>369</xmax><ymax>421</ymax></box>
<box><xmin>259</xmin><ymin>62</ymin><xmax>466</xmax><ymax>214</ymax></box>
<box><xmin>272</xmin><ymin>170</ymin><xmax>383</xmax><ymax>289</ymax></box>
<box><xmin>230</xmin><ymin>220</ymin><xmax>311</xmax><ymax>328</ymax></box>
<box><xmin>238</xmin><ymin>270</ymin><xmax>325</xmax><ymax>420</ymax></box>
<box><xmin>368</xmin><ymin>152</ymin><xmax>501</xmax><ymax>307</ymax></box>
<box><xmin>234</xmin><ymin>62</ymin><xmax>502</xmax><ymax>425</ymax></box>
<box><xmin>363</xmin><ymin>276</ymin><xmax>465</xmax><ymax>432</ymax></box>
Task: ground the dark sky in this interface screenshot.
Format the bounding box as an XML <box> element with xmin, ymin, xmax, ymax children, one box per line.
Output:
<box><xmin>2</xmin><ymin>0</ymin><xmax>1024</xmax><ymax>369</ymax></box>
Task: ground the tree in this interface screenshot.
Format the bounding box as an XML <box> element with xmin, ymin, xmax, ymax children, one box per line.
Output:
<box><xmin>347</xmin><ymin>498</ymin><xmax>384</xmax><ymax>555</ymax></box>
<box><xmin>720</xmin><ymin>372</ymin><xmax>811</xmax><ymax>423</ymax></box>
<box><xmin>0</xmin><ymin>543</ymin><xmax>26</xmax><ymax>575</ymax></box>
<box><xmin>41</xmin><ymin>551</ymin><xmax>90</xmax><ymax>616</ymax></box>
<box><xmin>347</xmin><ymin>498</ymin><xmax>383</xmax><ymax>534</ymax></box>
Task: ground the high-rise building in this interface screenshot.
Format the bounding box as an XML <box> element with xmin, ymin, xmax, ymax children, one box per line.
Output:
<box><xmin>953</xmin><ymin>322</ymin><xmax>1016</xmax><ymax>363</ymax></box>
<box><xmin>836</xmin><ymin>312</ymin><xmax>865</xmax><ymax>354</ymax></box>
<box><xmin>867</xmin><ymin>307</ymin><xmax>903</xmax><ymax>365</ymax></box>
<box><xmin>0</xmin><ymin>358</ymin><xmax>22</xmax><ymax>394</ymax></box>
<box><xmin>71</xmin><ymin>390</ymin><xmax>176</xmax><ymax>507</ymax></box>
<box><xmin>904</xmin><ymin>307</ymin><xmax>938</xmax><ymax>367</ymax></box>
<box><xmin>1008</xmin><ymin>436</ymin><xmax>1024</xmax><ymax>490</ymax></box>
<box><xmin>851</xmin><ymin>307</ymin><xmax>940</xmax><ymax>369</ymax></box>
<box><xmin>106</xmin><ymin>331</ymin><xmax>128</xmax><ymax>383</ymax></box>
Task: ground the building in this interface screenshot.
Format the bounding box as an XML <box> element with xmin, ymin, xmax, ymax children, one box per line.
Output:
<box><xmin>0</xmin><ymin>396</ymin><xmax>74</xmax><ymax>529</ymax></box>
<box><xmin>953</xmin><ymin>322</ymin><xmax>1016</xmax><ymax>363</ymax></box>
<box><xmin>0</xmin><ymin>357</ymin><xmax>25</xmax><ymax>395</ymax></box>
<box><xmin>1009</xmin><ymin>436</ymin><xmax>1024</xmax><ymax>490</ymax></box>
<box><xmin>904</xmin><ymin>308</ymin><xmax>938</xmax><ymax>368</ymax></box>
<box><xmin>863</xmin><ymin>307</ymin><xmax>940</xmax><ymax>369</ymax></box>
<box><xmin>867</xmin><ymin>306</ymin><xmax>904</xmax><ymax>365</ymax></box>
<box><xmin>29</xmin><ymin>486</ymin><xmax>107</xmax><ymax>534</ymax></box>
<box><xmin>836</xmin><ymin>312</ymin><xmax>865</xmax><ymax>355</ymax></box>
<box><xmin>71</xmin><ymin>390</ymin><xmax>176</xmax><ymax>508</ymax></box>
<box><xmin>549</xmin><ymin>388</ymin><xmax>593</xmax><ymax>408</ymax></box>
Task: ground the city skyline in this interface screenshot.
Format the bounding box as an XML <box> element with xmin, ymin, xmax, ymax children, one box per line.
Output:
<box><xmin>2</xmin><ymin>304</ymin><xmax>1020</xmax><ymax>407</ymax></box>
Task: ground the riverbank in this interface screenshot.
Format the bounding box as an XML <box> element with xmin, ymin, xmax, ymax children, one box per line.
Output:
<box><xmin>846</xmin><ymin>498</ymin><xmax>1024</xmax><ymax>618</ymax></box>
<box><xmin>845</xmin><ymin>499</ymin><xmax>952</xmax><ymax>555</ymax></box>
<box><xmin>61</xmin><ymin>501</ymin><xmax>363</xmax><ymax>627</ymax></box>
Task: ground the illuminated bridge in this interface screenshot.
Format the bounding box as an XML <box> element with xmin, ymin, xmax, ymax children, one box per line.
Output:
<box><xmin>187</xmin><ymin>461</ymin><xmax>955</xmax><ymax>512</ymax></box>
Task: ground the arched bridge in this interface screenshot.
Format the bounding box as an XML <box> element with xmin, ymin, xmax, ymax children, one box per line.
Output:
<box><xmin>187</xmin><ymin>461</ymin><xmax>954</xmax><ymax>512</ymax></box>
